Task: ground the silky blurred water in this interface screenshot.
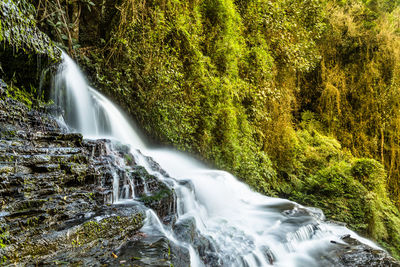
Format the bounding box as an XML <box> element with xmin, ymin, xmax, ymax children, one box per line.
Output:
<box><xmin>54</xmin><ymin>52</ymin><xmax>381</xmax><ymax>267</ymax></box>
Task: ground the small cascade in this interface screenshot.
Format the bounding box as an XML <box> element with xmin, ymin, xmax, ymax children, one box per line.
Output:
<box><xmin>54</xmin><ymin>52</ymin><xmax>384</xmax><ymax>267</ymax></box>
<box><xmin>112</xmin><ymin>172</ymin><xmax>119</xmax><ymax>203</ymax></box>
<box><xmin>53</xmin><ymin>53</ymin><xmax>145</xmax><ymax>148</ymax></box>
<box><xmin>121</xmin><ymin>184</ymin><xmax>130</xmax><ymax>199</ymax></box>
<box><xmin>53</xmin><ymin>53</ymin><xmax>97</xmax><ymax>135</ymax></box>
<box><xmin>142</xmin><ymin>176</ymin><xmax>150</xmax><ymax>196</ymax></box>
<box><xmin>128</xmin><ymin>176</ymin><xmax>136</xmax><ymax>198</ymax></box>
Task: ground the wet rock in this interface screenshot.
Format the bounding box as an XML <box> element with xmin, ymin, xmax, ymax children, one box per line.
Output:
<box><xmin>193</xmin><ymin>234</ymin><xmax>220</xmax><ymax>266</ymax></box>
<box><xmin>131</xmin><ymin>166</ymin><xmax>177</xmax><ymax>224</ymax></box>
<box><xmin>137</xmin><ymin>149</ymin><xmax>170</xmax><ymax>177</ymax></box>
<box><xmin>0</xmin><ymin>0</ymin><xmax>60</xmax><ymax>59</ymax></box>
<box><xmin>314</xmin><ymin>232</ymin><xmax>400</xmax><ymax>266</ymax></box>
<box><xmin>280</xmin><ymin>204</ymin><xmax>400</xmax><ymax>267</ymax></box>
<box><xmin>0</xmin><ymin>80</ymin><xmax>6</xmax><ymax>97</ymax></box>
<box><xmin>170</xmin><ymin>241</ymin><xmax>191</xmax><ymax>267</ymax></box>
<box><xmin>174</xmin><ymin>217</ymin><xmax>197</xmax><ymax>243</ymax></box>
<box><xmin>173</xmin><ymin>217</ymin><xmax>220</xmax><ymax>266</ymax></box>
<box><xmin>111</xmin><ymin>235</ymin><xmax>173</xmax><ymax>266</ymax></box>
<box><xmin>335</xmin><ymin>235</ymin><xmax>400</xmax><ymax>266</ymax></box>
<box><xmin>178</xmin><ymin>179</ymin><xmax>195</xmax><ymax>191</ymax></box>
<box><xmin>25</xmin><ymin>212</ymin><xmax>145</xmax><ymax>266</ymax></box>
<box><xmin>0</xmin><ymin>94</ymin><xmax>188</xmax><ymax>266</ymax></box>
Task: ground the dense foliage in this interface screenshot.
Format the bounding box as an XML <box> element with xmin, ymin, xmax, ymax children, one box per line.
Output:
<box><xmin>0</xmin><ymin>0</ymin><xmax>59</xmax><ymax>107</ymax></box>
<box><xmin>2</xmin><ymin>0</ymin><xmax>399</xmax><ymax>258</ymax></box>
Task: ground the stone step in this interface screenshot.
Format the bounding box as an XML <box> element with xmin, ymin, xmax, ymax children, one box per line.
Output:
<box><xmin>0</xmin><ymin>145</ymin><xmax>82</xmax><ymax>155</ymax></box>
<box><xmin>0</xmin><ymin>153</ymin><xmax>89</xmax><ymax>166</ymax></box>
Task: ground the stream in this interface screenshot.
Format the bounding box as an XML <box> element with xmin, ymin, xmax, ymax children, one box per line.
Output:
<box><xmin>53</xmin><ymin>52</ymin><xmax>381</xmax><ymax>267</ymax></box>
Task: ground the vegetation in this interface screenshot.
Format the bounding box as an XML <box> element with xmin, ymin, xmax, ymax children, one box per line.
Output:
<box><xmin>0</xmin><ymin>0</ymin><xmax>59</xmax><ymax>59</ymax></box>
<box><xmin>288</xmin><ymin>115</ymin><xmax>400</xmax><ymax>258</ymax></box>
<box><xmin>0</xmin><ymin>0</ymin><xmax>60</xmax><ymax>104</ymax></box>
<box><xmin>2</xmin><ymin>0</ymin><xmax>400</xmax><ymax>259</ymax></box>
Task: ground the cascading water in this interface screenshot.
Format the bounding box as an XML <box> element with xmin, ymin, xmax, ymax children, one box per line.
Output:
<box><xmin>53</xmin><ymin>53</ymin><xmax>145</xmax><ymax>148</ymax></box>
<box><xmin>53</xmin><ymin>53</ymin><xmax>98</xmax><ymax>135</ymax></box>
<box><xmin>54</xmin><ymin>53</ymin><xmax>382</xmax><ymax>267</ymax></box>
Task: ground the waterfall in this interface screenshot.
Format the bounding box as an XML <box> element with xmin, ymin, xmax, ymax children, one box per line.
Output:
<box><xmin>53</xmin><ymin>53</ymin><xmax>145</xmax><ymax>148</ymax></box>
<box><xmin>53</xmin><ymin>53</ymin><xmax>97</xmax><ymax>135</ymax></box>
<box><xmin>54</xmin><ymin>52</ymin><xmax>381</xmax><ymax>267</ymax></box>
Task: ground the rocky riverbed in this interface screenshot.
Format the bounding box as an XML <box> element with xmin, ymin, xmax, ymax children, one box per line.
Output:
<box><xmin>0</xmin><ymin>80</ymin><xmax>184</xmax><ymax>266</ymax></box>
<box><xmin>0</xmin><ymin>79</ymin><xmax>400</xmax><ymax>266</ymax></box>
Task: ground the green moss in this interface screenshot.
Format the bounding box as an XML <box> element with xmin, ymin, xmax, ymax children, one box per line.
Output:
<box><xmin>6</xmin><ymin>84</ymin><xmax>34</xmax><ymax>108</ymax></box>
<box><xmin>0</xmin><ymin>166</ymin><xmax>13</xmax><ymax>174</ymax></box>
<box><xmin>0</xmin><ymin>20</ymin><xmax>3</xmax><ymax>42</ymax></box>
<box><xmin>75</xmin><ymin>0</ymin><xmax>328</xmax><ymax>195</ymax></box>
<box><xmin>140</xmin><ymin>189</ymin><xmax>172</xmax><ymax>203</ymax></box>
<box><xmin>0</xmin><ymin>0</ymin><xmax>60</xmax><ymax>61</ymax></box>
<box><xmin>0</xmin><ymin>130</ymin><xmax>16</xmax><ymax>139</ymax></box>
<box><xmin>124</xmin><ymin>154</ymin><xmax>134</xmax><ymax>165</ymax></box>
<box><xmin>0</xmin><ymin>154</ymin><xmax>15</xmax><ymax>163</ymax></box>
<box><xmin>72</xmin><ymin>213</ymin><xmax>144</xmax><ymax>246</ymax></box>
<box><xmin>26</xmin><ymin>217</ymin><xmax>39</xmax><ymax>227</ymax></box>
<box><xmin>8</xmin><ymin>213</ymin><xmax>145</xmax><ymax>263</ymax></box>
<box><xmin>0</xmin><ymin>226</ymin><xmax>9</xmax><ymax>249</ymax></box>
<box><xmin>132</xmin><ymin>166</ymin><xmax>156</xmax><ymax>181</ymax></box>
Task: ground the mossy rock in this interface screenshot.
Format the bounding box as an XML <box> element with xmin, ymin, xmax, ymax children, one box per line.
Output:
<box><xmin>0</xmin><ymin>0</ymin><xmax>60</xmax><ymax>60</ymax></box>
<box><xmin>0</xmin><ymin>0</ymin><xmax>61</xmax><ymax>104</ymax></box>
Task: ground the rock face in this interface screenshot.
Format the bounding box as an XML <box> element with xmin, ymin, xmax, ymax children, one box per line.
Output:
<box><xmin>0</xmin><ymin>81</ymin><xmax>183</xmax><ymax>266</ymax></box>
<box><xmin>0</xmin><ymin>0</ymin><xmax>60</xmax><ymax>104</ymax></box>
<box><xmin>133</xmin><ymin>165</ymin><xmax>177</xmax><ymax>224</ymax></box>
<box><xmin>328</xmin><ymin>235</ymin><xmax>400</xmax><ymax>267</ymax></box>
<box><xmin>0</xmin><ymin>0</ymin><xmax>60</xmax><ymax>59</ymax></box>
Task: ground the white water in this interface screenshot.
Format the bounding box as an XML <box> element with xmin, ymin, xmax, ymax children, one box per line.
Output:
<box><xmin>53</xmin><ymin>53</ymin><xmax>145</xmax><ymax>149</ymax></box>
<box><xmin>55</xmin><ymin>53</ymin><xmax>381</xmax><ymax>267</ymax></box>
